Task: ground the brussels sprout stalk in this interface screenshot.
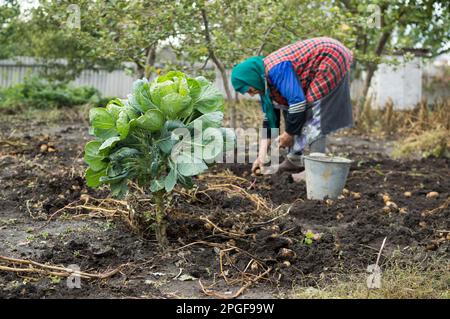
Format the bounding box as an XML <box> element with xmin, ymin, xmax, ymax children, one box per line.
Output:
<box><xmin>153</xmin><ymin>190</ymin><xmax>169</xmax><ymax>248</ymax></box>
<box><xmin>84</xmin><ymin>71</ymin><xmax>235</xmax><ymax>249</ymax></box>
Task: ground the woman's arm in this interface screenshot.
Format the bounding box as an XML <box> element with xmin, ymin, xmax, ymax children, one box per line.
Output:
<box><xmin>252</xmin><ymin>138</ymin><xmax>270</xmax><ymax>175</ymax></box>
<box><xmin>268</xmin><ymin>61</ymin><xmax>307</xmax><ymax>137</ymax></box>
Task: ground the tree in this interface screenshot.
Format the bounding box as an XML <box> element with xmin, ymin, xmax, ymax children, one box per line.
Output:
<box><xmin>334</xmin><ymin>0</ymin><xmax>450</xmax><ymax>108</ymax></box>
<box><xmin>23</xmin><ymin>0</ymin><xmax>179</xmax><ymax>80</ymax></box>
<box><xmin>0</xmin><ymin>0</ymin><xmax>26</xmax><ymax>59</ymax></box>
<box><xmin>176</xmin><ymin>0</ymin><xmax>357</xmax><ymax>126</ymax></box>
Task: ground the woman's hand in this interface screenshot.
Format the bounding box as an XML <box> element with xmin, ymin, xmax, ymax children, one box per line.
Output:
<box><xmin>277</xmin><ymin>132</ymin><xmax>294</xmax><ymax>148</ymax></box>
<box><xmin>252</xmin><ymin>157</ymin><xmax>264</xmax><ymax>175</ymax></box>
<box><xmin>252</xmin><ymin>138</ymin><xmax>270</xmax><ymax>176</ymax></box>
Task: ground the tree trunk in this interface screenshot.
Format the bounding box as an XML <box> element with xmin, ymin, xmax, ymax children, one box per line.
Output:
<box><xmin>200</xmin><ymin>8</ymin><xmax>236</xmax><ymax>128</ymax></box>
<box><xmin>153</xmin><ymin>191</ymin><xmax>169</xmax><ymax>249</ymax></box>
<box><xmin>216</xmin><ymin>66</ymin><xmax>236</xmax><ymax>128</ymax></box>
<box><xmin>358</xmin><ymin>30</ymin><xmax>392</xmax><ymax>119</ymax></box>
<box><xmin>136</xmin><ymin>64</ymin><xmax>145</xmax><ymax>79</ymax></box>
<box><xmin>135</xmin><ymin>45</ymin><xmax>157</xmax><ymax>80</ymax></box>
<box><xmin>144</xmin><ymin>46</ymin><xmax>157</xmax><ymax>80</ymax></box>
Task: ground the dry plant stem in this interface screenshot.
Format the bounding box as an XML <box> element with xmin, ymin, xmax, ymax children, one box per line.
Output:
<box><xmin>172</xmin><ymin>241</ymin><xmax>268</xmax><ymax>267</ymax></box>
<box><xmin>0</xmin><ymin>255</ymin><xmax>125</xmax><ymax>279</ymax></box>
<box><xmin>421</xmin><ymin>197</ymin><xmax>450</xmax><ymax>217</ymax></box>
<box><xmin>199</xmin><ymin>267</ymin><xmax>272</xmax><ymax>299</ymax></box>
<box><xmin>204</xmin><ymin>183</ymin><xmax>270</xmax><ymax>211</ymax></box>
<box><xmin>251</xmin><ymin>203</ymin><xmax>295</xmax><ymax>227</ymax></box>
<box><xmin>37</xmin><ymin>196</ymin><xmax>130</xmax><ymax>229</ymax></box>
<box><xmin>200</xmin><ymin>216</ymin><xmax>249</xmax><ymax>238</ymax></box>
<box><xmin>376</xmin><ymin>237</ymin><xmax>388</xmax><ymax>266</ymax></box>
<box><xmin>203</xmin><ymin>174</ymin><xmax>250</xmax><ymax>184</ymax></box>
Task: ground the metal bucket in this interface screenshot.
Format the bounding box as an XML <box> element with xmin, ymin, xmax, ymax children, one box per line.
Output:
<box><xmin>303</xmin><ymin>153</ymin><xmax>353</xmax><ymax>200</ymax></box>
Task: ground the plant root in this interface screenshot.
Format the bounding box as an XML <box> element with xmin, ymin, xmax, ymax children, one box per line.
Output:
<box><xmin>199</xmin><ymin>267</ymin><xmax>272</xmax><ymax>299</ymax></box>
<box><xmin>0</xmin><ymin>255</ymin><xmax>127</xmax><ymax>280</ymax></box>
<box><xmin>202</xmin><ymin>183</ymin><xmax>271</xmax><ymax>211</ymax></box>
<box><xmin>421</xmin><ymin>197</ymin><xmax>450</xmax><ymax>217</ymax></box>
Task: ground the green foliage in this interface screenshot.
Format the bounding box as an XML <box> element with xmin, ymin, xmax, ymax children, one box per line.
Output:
<box><xmin>17</xmin><ymin>0</ymin><xmax>179</xmax><ymax>80</ymax></box>
<box><xmin>392</xmin><ymin>128</ymin><xmax>450</xmax><ymax>159</ymax></box>
<box><xmin>303</xmin><ymin>230</ymin><xmax>318</xmax><ymax>245</ymax></box>
<box><xmin>0</xmin><ymin>0</ymin><xmax>27</xmax><ymax>59</ymax></box>
<box><xmin>3</xmin><ymin>0</ymin><xmax>449</xmax><ymax>87</ymax></box>
<box><xmin>84</xmin><ymin>71</ymin><xmax>234</xmax><ymax>198</ymax></box>
<box><xmin>0</xmin><ymin>76</ymin><xmax>102</xmax><ymax>109</ymax></box>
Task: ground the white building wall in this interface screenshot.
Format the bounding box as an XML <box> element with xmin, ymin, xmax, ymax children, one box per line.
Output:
<box><xmin>369</xmin><ymin>56</ymin><xmax>422</xmax><ymax>110</ymax></box>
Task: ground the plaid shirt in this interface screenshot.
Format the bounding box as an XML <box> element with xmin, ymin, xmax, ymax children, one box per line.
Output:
<box><xmin>264</xmin><ymin>37</ymin><xmax>353</xmax><ymax>104</ymax></box>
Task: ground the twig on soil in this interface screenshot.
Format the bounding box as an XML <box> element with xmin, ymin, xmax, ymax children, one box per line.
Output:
<box><xmin>0</xmin><ymin>255</ymin><xmax>127</xmax><ymax>280</ymax></box>
<box><xmin>37</xmin><ymin>195</ymin><xmax>130</xmax><ymax>229</ymax></box>
<box><xmin>203</xmin><ymin>173</ymin><xmax>250</xmax><ymax>185</ymax></box>
<box><xmin>172</xmin><ymin>240</ymin><xmax>268</xmax><ymax>268</ymax></box>
<box><xmin>218</xmin><ymin>247</ymin><xmax>236</xmax><ymax>284</ymax></box>
<box><xmin>173</xmin><ymin>268</ymin><xmax>183</xmax><ymax>280</ymax></box>
<box><xmin>0</xmin><ymin>139</ymin><xmax>28</xmax><ymax>147</ymax></box>
<box><xmin>172</xmin><ymin>240</ymin><xmax>228</xmax><ymax>252</ymax></box>
<box><xmin>198</xmin><ymin>267</ymin><xmax>272</xmax><ymax>299</ymax></box>
<box><xmin>202</xmin><ymin>183</ymin><xmax>271</xmax><ymax>211</ymax></box>
<box><xmin>376</xmin><ymin>237</ymin><xmax>388</xmax><ymax>267</ymax></box>
<box><xmin>174</xmin><ymin>187</ymin><xmax>209</xmax><ymax>203</ymax></box>
<box><xmin>421</xmin><ymin>197</ymin><xmax>450</xmax><ymax>217</ymax></box>
<box><xmin>279</xmin><ymin>227</ymin><xmax>296</xmax><ymax>237</ymax></box>
<box><xmin>26</xmin><ymin>200</ymin><xmax>40</xmax><ymax>220</ymax></box>
<box><xmin>37</xmin><ymin>199</ymin><xmax>81</xmax><ymax>229</ymax></box>
<box><xmin>200</xmin><ymin>216</ymin><xmax>250</xmax><ymax>238</ymax></box>
<box><xmin>248</xmin><ymin>202</ymin><xmax>297</xmax><ymax>230</ymax></box>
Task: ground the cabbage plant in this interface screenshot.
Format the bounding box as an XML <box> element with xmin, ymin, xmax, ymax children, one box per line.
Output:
<box><xmin>84</xmin><ymin>71</ymin><xmax>234</xmax><ymax>247</ymax></box>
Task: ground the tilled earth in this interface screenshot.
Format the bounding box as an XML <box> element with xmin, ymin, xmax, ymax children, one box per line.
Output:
<box><xmin>0</xmin><ymin>114</ymin><xmax>448</xmax><ymax>298</ymax></box>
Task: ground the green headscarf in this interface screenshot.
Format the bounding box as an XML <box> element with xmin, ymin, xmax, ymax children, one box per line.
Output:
<box><xmin>231</xmin><ymin>56</ymin><xmax>278</xmax><ymax>129</ymax></box>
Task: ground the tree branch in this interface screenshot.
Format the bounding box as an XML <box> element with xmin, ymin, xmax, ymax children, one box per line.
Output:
<box><xmin>256</xmin><ymin>23</ymin><xmax>276</xmax><ymax>56</ymax></box>
<box><xmin>200</xmin><ymin>7</ymin><xmax>235</xmax><ymax>127</ymax></box>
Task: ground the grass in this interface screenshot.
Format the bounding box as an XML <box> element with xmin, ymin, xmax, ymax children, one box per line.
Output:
<box><xmin>291</xmin><ymin>254</ymin><xmax>450</xmax><ymax>299</ymax></box>
<box><xmin>0</xmin><ymin>103</ymin><xmax>91</xmax><ymax>125</ymax></box>
<box><xmin>392</xmin><ymin>127</ymin><xmax>450</xmax><ymax>159</ymax></box>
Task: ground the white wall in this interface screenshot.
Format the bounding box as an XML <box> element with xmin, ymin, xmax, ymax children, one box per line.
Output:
<box><xmin>369</xmin><ymin>56</ymin><xmax>422</xmax><ymax>110</ymax></box>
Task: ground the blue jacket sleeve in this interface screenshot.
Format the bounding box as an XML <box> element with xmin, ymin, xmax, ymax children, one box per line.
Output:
<box><xmin>268</xmin><ymin>61</ymin><xmax>307</xmax><ymax>135</ymax></box>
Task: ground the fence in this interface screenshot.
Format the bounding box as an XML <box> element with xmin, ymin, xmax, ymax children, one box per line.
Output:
<box><xmin>1</xmin><ymin>56</ymin><xmax>448</xmax><ymax>108</ymax></box>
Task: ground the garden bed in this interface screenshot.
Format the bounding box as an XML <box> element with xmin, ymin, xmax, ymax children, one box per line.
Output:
<box><xmin>0</xmin><ymin>114</ymin><xmax>448</xmax><ymax>298</ymax></box>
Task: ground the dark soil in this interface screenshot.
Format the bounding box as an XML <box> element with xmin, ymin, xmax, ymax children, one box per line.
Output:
<box><xmin>0</xmin><ymin>114</ymin><xmax>448</xmax><ymax>298</ymax></box>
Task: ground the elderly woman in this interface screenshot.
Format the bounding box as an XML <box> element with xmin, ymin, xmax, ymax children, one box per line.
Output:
<box><xmin>231</xmin><ymin>37</ymin><xmax>353</xmax><ymax>181</ymax></box>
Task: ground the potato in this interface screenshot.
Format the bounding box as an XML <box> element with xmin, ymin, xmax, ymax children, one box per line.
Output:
<box><xmin>426</xmin><ymin>191</ymin><xmax>439</xmax><ymax>199</ymax></box>
<box><xmin>351</xmin><ymin>192</ymin><xmax>361</xmax><ymax>200</ymax></box>
<box><xmin>40</xmin><ymin>144</ymin><xmax>48</xmax><ymax>152</ymax></box>
<box><xmin>279</xmin><ymin>248</ymin><xmax>296</xmax><ymax>260</ymax></box>
<box><xmin>386</xmin><ymin>201</ymin><xmax>398</xmax><ymax>209</ymax></box>
<box><xmin>382</xmin><ymin>206</ymin><xmax>391</xmax><ymax>213</ymax></box>
<box><xmin>404</xmin><ymin>191</ymin><xmax>412</xmax><ymax>197</ymax></box>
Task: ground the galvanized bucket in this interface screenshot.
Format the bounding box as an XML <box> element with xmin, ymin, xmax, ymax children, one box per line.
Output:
<box><xmin>303</xmin><ymin>153</ymin><xmax>353</xmax><ymax>200</ymax></box>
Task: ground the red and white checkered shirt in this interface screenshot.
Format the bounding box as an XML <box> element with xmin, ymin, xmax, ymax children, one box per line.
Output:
<box><xmin>264</xmin><ymin>37</ymin><xmax>353</xmax><ymax>104</ymax></box>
